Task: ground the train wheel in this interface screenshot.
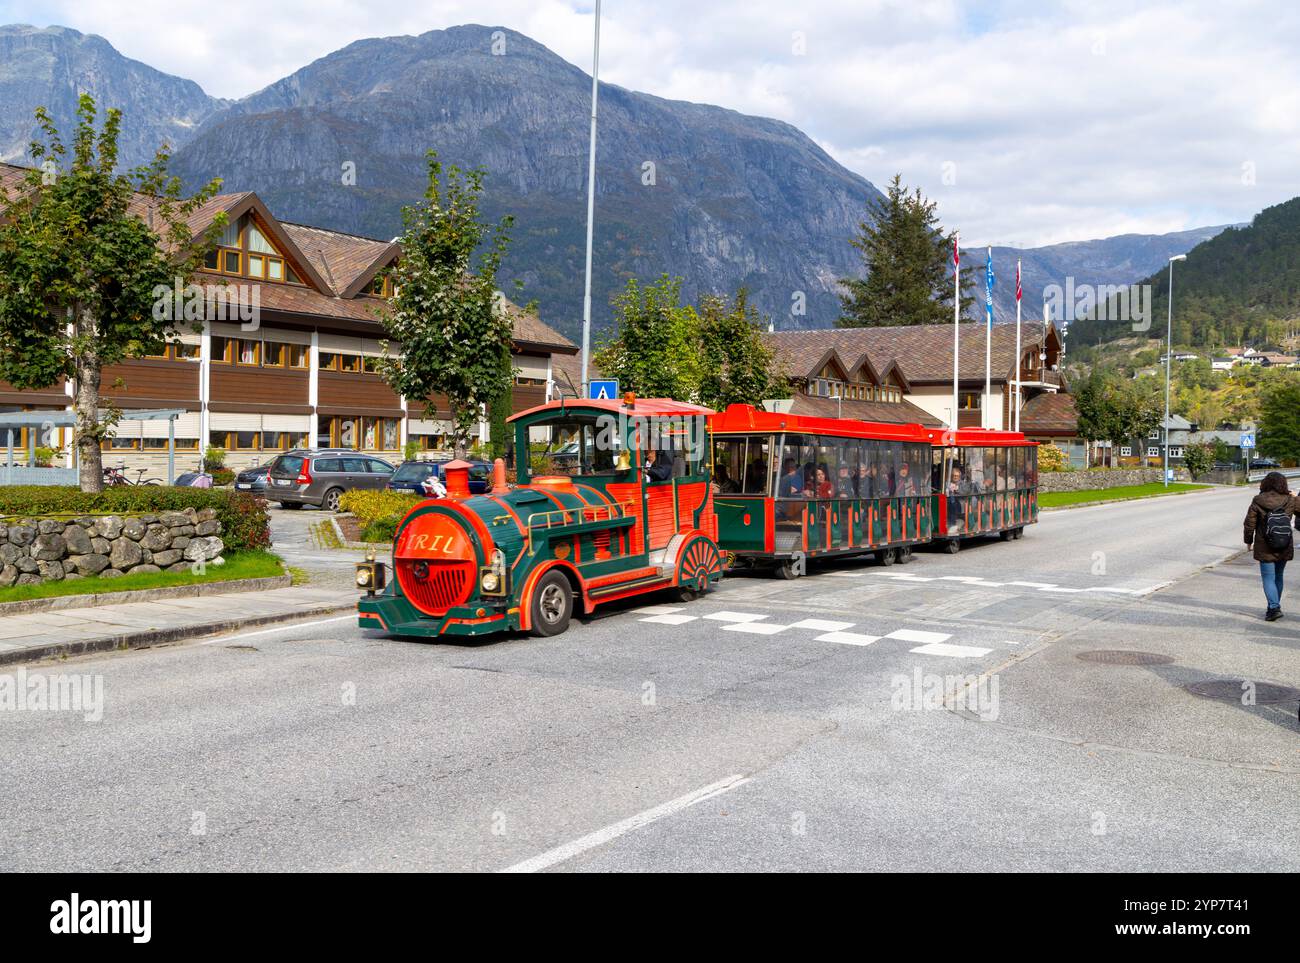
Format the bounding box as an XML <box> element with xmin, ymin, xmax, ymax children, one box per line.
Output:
<box><xmin>1000</xmin><ymin>529</ymin><xmax>1015</xmax><ymax>541</ymax></box>
<box><xmin>942</xmin><ymin>538</ymin><xmax>960</xmax><ymax>554</ymax></box>
<box><xmin>877</xmin><ymin>548</ymin><xmax>896</xmax><ymax>566</ymax></box>
<box><xmin>1013</xmin><ymin>527</ymin><xmax>1025</xmax><ymax>539</ymax></box>
<box><xmin>529</xmin><ymin>570</ymin><xmax>573</xmax><ymax>637</ymax></box>
<box><xmin>775</xmin><ymin>559</ymin><xmax>801</xmax><ymax>580</ymax></box>
<box><xmin>897</xmin><ymin>546</ymin><xmax>914</xmax><ymax>564</ymax></box>
<box><xmin>675</xmin><ymin>537</ymin><xmax>722</xmax><ymax>600</ymax></box>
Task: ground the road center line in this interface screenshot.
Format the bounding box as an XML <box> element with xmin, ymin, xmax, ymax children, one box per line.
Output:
<box><xmin>199</xmin><ymin>614</ymin><xmax>357</xmax><ymax>645</ymax></box>
<box><xmin>499</xmin><ymin>774</ymin><xmax>750</xmax><ymax>873</ymax></box>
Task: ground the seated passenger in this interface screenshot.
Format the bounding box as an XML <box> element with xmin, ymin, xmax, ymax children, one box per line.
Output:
<box><xmin>712</xmin><ymin>465</ymin><xmax>739</xmax><ymax>494</ymax></box>
<box><xmin>896</xmin><ymin>461</ymin><xmax>919</xmax><ymax>498</ymax></box>
<box><xmin>856</xmin><ymin>462</ymin><xmax>873</xmax><ymax>498</ymax></box>
<box><xmin>836</xmin><ymin>463</ymin><xmax>856</xmax><ymax>498</ymax></box>
<box><xmin>644</xmin><ymin>449</ymin><xmax>673</xmax><ymax>483</ymax></box>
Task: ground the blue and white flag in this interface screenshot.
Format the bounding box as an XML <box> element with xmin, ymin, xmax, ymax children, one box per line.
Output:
<box><xmin>985</xmin><ymin>248</ymin><xmax>995</xmax><ymax>327</ymax></box>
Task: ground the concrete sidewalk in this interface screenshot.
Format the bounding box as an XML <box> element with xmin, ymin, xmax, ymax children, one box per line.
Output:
<box><xmin>0</xmin><ymin>583</ymin><xmax>353</xmax><ymax>666</ymax></box>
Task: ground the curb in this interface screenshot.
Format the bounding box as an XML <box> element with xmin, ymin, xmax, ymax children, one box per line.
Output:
<box><xmin>0</xmin><ymin>574</ymin><xmax>293</xmax><ymax>616</ymax></box>
<box><xmin>0</xmin><ymin>600</ymin><xmax>355</xmax><ymax>668</ymax></box>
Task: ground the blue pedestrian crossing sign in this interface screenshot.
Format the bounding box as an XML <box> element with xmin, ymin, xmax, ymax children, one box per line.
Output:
<box><xmin>1240</xmin><ymin>431</ymin><xmax>1255</xmax><ymax>449</ymax></box>
<box><xmin>589</xmin><ymin>379</ymin><xmax>620</xmax><ymax>401</ymax></box>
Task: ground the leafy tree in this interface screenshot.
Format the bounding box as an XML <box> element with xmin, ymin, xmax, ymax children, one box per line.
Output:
<box><xmin>1258</xmin><ymin>379</ymin><xmax>1300</xmax><ymax>463</ymax></box>
<box><xmin>378</xmin><ymin>151</ymin><xmax>514</xmax><ymax>459</ymax></box>
<box><xmin>837</xmin><ymin>174</ymin><xmax>974</xmax><ymax>328</ymax></box>
<box><xmin>696</xmin><ymin>288</ymin><xmax>788</xmax><ymax>410</ymax></box>
<box><xmin>594</xmin><ymin>275</ymin><xmax>702</xmax><ymax>400</ymax></box>
<box><xmin>1074</xmin><ymin>369</ymin><xmax>1163</xmax><ymax>458</ymax></box>
<box><xmin>0</xmin><ymin>95</ymin><xmax>224</xmax><ymax>490</ymax></box>
<box><xmin>1037</xmin><ymin>443</ymin><xmax>1070</xmax><ymax>472</ymax></box>
<box><xmin>1182</xmin><ymin>441</ymin><xmax>1214</xmax><ymax>479</ymax></box>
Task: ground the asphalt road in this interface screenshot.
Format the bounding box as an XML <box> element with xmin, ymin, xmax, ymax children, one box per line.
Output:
<box><xmin>5</xmin><ymin>484</ymin><xmax>1297</xmax><ymax>872</ymax></box>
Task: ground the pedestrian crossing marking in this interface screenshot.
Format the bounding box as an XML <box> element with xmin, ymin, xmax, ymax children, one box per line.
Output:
<box><xmin>815</xmin><ymin>631</ymin><xmax>881</xmax><ymax>646</ymax></box>
<box><xmin>909</xmin><ymin>642</ymin><xmax>993</xmax><ymax>658</ymax></box>
<box><xmin>788</xmin><ymin>619</ymin><xmax>855</xmax><ymax>631</ymax></box>
<box><xmin>721</xmin><ymin>622</ymin><xmax>789</xmax><ymax>635</ymax></box>
<box><xmin>638</xmin><ymin>614</ymin><xmax>697</xmax><ymax>625</ymax></box>
<box><xmin>884</xmin><ymin>629</ymin><xmax>952</xmax><ymax>644</ymax></box>
<box><xmin>633</xmin><ymin>605</ymin><xmax>685</xmax><ymax>614</ymax></box>
<box><xmin>704</xmin><ymin>611</ymin><xmax>772</xmax><ymax>623</ymax></box>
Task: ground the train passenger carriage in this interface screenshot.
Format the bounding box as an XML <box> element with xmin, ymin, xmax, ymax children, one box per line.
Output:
<box><xmin>927</xmin><ymin>427</ymin><xmax>1039</xmax><ymax>552</ymax></box>
<box><xmin>709</xmin><ymin>404</ymin><xmax>934</xmax><ymax>577</ymax></box>
<box><xmin>356</xmin><ymin>395</ymin><xmax>724</xmax><ymax>639</ymax></box>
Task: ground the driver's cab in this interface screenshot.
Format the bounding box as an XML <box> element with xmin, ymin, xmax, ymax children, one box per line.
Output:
<box><xmin>509</xmin><ymin>397</ymin><xmax>715</xmax><ymax>555</ymax></box>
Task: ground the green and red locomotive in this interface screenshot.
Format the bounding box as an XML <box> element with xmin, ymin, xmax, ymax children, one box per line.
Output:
<box><xmin>356</xmin><ymin>395</ymin><xmax>724</xmax><ymax>638</ymax></box>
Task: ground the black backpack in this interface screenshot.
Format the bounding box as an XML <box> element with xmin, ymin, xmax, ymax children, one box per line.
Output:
<box><xmin>1263</xmin><ymin>507</ymin><xmax>1294</xmax><ymax>552</ymax></box>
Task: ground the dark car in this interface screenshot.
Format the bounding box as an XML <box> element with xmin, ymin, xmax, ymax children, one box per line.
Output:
<box><xmin>267</xmin><ymin>449</ymin><xmax>396</xmax><ymax>511</ymax></box>
<box><xmin>387</xmin><ymin>459</ymin><xmax>493</xmax><ymax>496</ymax></box>
<box><xmin>1250</xmin><ymin>457</ymin><xmax>1280</xmax><ymax>470</ymax></box>
<box><xmin>234</xmin><ymin>462</ymin><xmax>275</xmax><ymax>494</ymax></box>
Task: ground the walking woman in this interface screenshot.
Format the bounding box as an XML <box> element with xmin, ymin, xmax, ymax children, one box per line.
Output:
<box><xmin>1243</xmin><ymin>471</ymin><xmax>1300</xmax><ymax>621</ymax></box>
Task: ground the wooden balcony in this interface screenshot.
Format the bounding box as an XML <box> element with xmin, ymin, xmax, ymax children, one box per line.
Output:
<box><xmin>1018</xmin><ymin>367</ymin><xmax>1062</xmax><ymax>387</ymax></box>
<box><xmin>956</xmin><ymin>410</ymin><xmax>982</xmax><ymax>428</ymax></box>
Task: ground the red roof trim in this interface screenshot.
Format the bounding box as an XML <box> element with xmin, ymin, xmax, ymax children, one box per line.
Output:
<box><xmin>709</xmin><ymin>404</ymin><xmax>931</xmax><ymax>442</ymax></box>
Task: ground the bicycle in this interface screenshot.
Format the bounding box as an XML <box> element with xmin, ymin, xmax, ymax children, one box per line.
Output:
<box><xmin>103</xmin><ymin>464</ymin><xmax>163</xmax><ymax>486</ymax></box>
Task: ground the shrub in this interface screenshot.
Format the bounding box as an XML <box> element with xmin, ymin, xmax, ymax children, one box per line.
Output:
<box><xmin>0</xmin><ymin>486</ymin><xmax>271</xmax><ymax>551</ymax></box>
<box><xmin>34</xmin><ymin>446</ymin><xmax>59</xmax><ymax>467</ymax></box>
<box><xmin>203</xmin><ymin>446</ymin><xmax>226</xmax><ymax>472</ymax></box>
<box><xmin>403</xmin><ymin>439</ymin><xmax>420</xmax><ymax>463</ymax></box>
<box><xmin>361</xmin><ymin>517</ymin><xmax>399</xmax><ymax>543</ymax></box>
<box><xmin>338</xmin><ymin>489</ymin><xmax>419</xmax><ymax>527</ymax></box>
<box><xmin>1037</xmin><ymin>443</ymin><xmax>1071</xmax><ymax>472</ymax></box>
<box><xmin>211</xmin><ymin>467</ymin><xmax>235</xmax><ymax>486</ymax></box>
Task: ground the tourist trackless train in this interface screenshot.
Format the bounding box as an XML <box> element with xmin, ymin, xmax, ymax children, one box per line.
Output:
<box><xmin>355</xmin><ymin>396</ymin><xmax>1039</xmax><ymax>637</ymax></box>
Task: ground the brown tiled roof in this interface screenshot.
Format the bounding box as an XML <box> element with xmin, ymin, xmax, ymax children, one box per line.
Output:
<box><xmin>769</xmin><ymin>322</ymin><xmax>1054</xmax><ymax>385</ymax></box>
<box><xmin>1</xmin><ymin>162</ymin><xmax>574</xmax><ymax>354</ymax></box>
<box><xmin>787</xmin><ymin>392</ymin><xmax>944</xmax><ymax>428</ymax></box>
<box><xmin>1019</xmin><ymin>391</ymin><xmax>1078</xmax><ymax>434</ymax></box>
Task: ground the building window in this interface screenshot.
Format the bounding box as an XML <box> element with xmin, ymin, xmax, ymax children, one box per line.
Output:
<box><xmin>361</xmin><ymin>356</ymin><xmax>382</xmax><ymax>373</ymax></box>
<box><xmin>1120</xmin><ymin>446</ymin><xmax>1132</xmax><ymax>457</ymax></box>
<box><xmin>211</xmin><ymin>337</ymin><xmax>233</xmax><ymax>364</ymax></box>
<box><xmin>262</xmin><ymin>342</ymin><xmax>286</xmax><ymax>367</ymax></box>
<box><xmin>290</xmin><ymin>344</ymin><xmax>310</xmax><ymax>368</ymax></box>
<box><xmin>1146</xmin><ymin>446</ymin><xmax>1160</xmax><ymax>457</ymax></box>
<box><xmin>366</xmin><ymin>273</ymin><xmax>395</xmax><ymax>298</ymax></box>
<box><xmin>319</xmin><ymin>352</ymin><xmax>338</xmax><ymax>371</ymax></box>
<box><xmin>338</xmin><ymin>354</ymin><xmax>361</xmax><ymax>373</ymax></box>
<box><xmin>174</xmin><ymin>341</ymin><xmax>201</xmax><ymax>360</ymax></box>
<box><xmin>236</xmin><ymin>339</ymin><xmax>260</xmax><ymax>366</ymax></box>
<box><xmin>1169</xmin><ymin>447</ymin><xmax>1184</xmax><ymax>458</ymax></box>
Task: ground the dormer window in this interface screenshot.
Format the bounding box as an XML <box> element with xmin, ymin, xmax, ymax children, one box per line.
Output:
<box><xmin>365</xmin><ymin>271</ymin><xmax>395</xmax><ymax>298</ymax></box>
<box><xmin>202</xmin><ymin>214</ymin><xmax>303</xmax><ymax>284</ymax></box>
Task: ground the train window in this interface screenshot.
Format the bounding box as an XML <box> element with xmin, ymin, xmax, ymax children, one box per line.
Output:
<box><xmin>741</xmin><ymin>436</ymin><xmax>771</xmax><ymax>495</ymax></box>
<box><xmin>1028</xmin><ymin>446</ymin><xmax>1038</xmax><ymax>486</ymax></box>
<box><xmin>965</xmin><ymin>447</ymin><xmax>983</xmax><ymax>491</ymax></box>
<box><xmin>810</xmin><ymin>436</ymin><xmax>838</xmax><ymax>498</ymax></box>
<box><xmin>777</xmin><ymin>434</ymin><xmax>812</xmax><ymax>500</ymax></box>
<box><xmin>948</xmin><ymin>448</ymin><xmax>969</xmax><ymax>494</ymax></box>
<box><xmin>981</xmin><ymin>447</ymin><xmax>998</xmax><ymax>492</ymax></box>
<box><xmin>932</xmin><ymin>446</ymin><xmax>945</xmax><ymax>493</ymax></box>
<box><xmin>538</xmin><ymin>418</ymin><xmax>615</xmax><ymax>476</ymax></box>
<box><xmin>1013</xmin><ymin>447</ymin><xmax>1025</xmax><ymax>488</ymax></box>
<box><xmin>713</xmin><ymin>437</ymin><xmax>745</xmax><ymax>493</ymax></box>
<box><xmin>832</xmin><ymin>437</ymin><xmax>858</xmax><ymax>498</ymax></box>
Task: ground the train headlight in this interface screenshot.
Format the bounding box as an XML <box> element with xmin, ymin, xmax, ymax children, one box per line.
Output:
<box><xmin>355</xmin><ymin>567</ymin><xmax>371</xmax><ymax>588</ymax></box>
<box><xmin>480</xmin><ymin>549</ymin><xmax>507</xmax><ymax>596</ymax></box>
<box><xmin>355</xmin><ymin>551</ymin><xmax>386</xmax><ymax>595</ymax></box>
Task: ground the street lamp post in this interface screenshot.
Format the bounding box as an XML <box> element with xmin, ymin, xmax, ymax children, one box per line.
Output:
<box><xmin>579</xmin><ymin>0</ymin><xmax>602</xmax><ymax>398</ymax></box>
<box><xmin>1164</xmin><ymin>254</ymin><xmax>1187</xmax><ymax>488</ymax></box>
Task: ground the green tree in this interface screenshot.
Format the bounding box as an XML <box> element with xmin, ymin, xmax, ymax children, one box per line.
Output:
<box><xmin>1074</xmin><ymin>369</ymin><xmax>1163</xmax><ymax>460</ymax></box>
<box><xmin>378</xmin><ymin>151</ymin><xmax>514</xmax><ymax>459</ymax></box>
<box><xmin>696</xmin><ymin>288</ymin><xmax>788</xmax><ymax>410</ymax></box>
<box><xmin>1258</xmin><ymin>379</ymin><xmax>1300</xmax><ymax>463</ymax></box>
<box><xmin>594</xmin><ymin>275</ymin><xmax>702</xmax><ymax>400</ymax></box>
<box><xmin>0</xmin><ymin>96</ymin><xmax>223</xmax><ymax>491</ymax></box>
<box><xmin>1182</xmin><ymin>441</ymin><xmax>1214</xmax><ymax>479</ymax></box>
<box><xmin>837</xmin><ymin>174</ymin><xmax>974</xmax><ymax>328</ymax></box>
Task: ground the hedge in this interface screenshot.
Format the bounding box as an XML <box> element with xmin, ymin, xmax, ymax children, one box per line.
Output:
<box><xmin>0</xmin><ymin>486</ymin><xmax>271</xmax><ymax>552</ymax></box>
<box><xmin>338</xmin><ymin>489</ymin><xmax>419</xmax><ymax>527</ymax></box>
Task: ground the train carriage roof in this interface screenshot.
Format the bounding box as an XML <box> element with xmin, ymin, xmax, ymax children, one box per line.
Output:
<box><xmin>508</xmin><ymin>397</ymin><xmax>714</xmax><ymax>421</ymax></box>
<box><xmin>925</xmin><ymin>427</ymin><xmax>1038</xmax><ymax>446</ymax></box>
<box><xmin>709</xmin><ymin>404</ymin><xmax>931</xmax><ymax>442</ymax></box>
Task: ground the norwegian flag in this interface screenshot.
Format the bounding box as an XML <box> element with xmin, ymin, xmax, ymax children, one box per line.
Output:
<box><xmin>1015</xmin><ymin>261</ymin><xmax>1022</xmax><ymax>302</ymax></box>
<box><xmin>953</xmin><ymin>234</ymin><xmax>960</xmax><ymax>269</ymax></box>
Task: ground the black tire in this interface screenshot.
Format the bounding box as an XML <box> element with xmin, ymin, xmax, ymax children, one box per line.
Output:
<box><xmin>1000</xmin><ymin>529</ymin><xmax>1015</xmax><ymax>541</ymax></box>
<box><xmin>529</xmin><ymin>570</ymin><xmax>573</xmax><ymax>637</ymax></box>
<box><xmin>775</xmin><ymin>559</ymin><xmax>801</xmax><ymax>580</ymax></box>
<box><xmin>877</xmin><ymin>548</ymin><xmax>896</xmax><ymax>566</ymax></box>
<box><xmin>897</xmin><ymin>545</ymin><xmax>914</xmax><ymax>564</ymax></box>
<box><xmin>942</xmin><ymin>538</ymin><xmax>960</xmax><ymax>554</ymax></box>
<box><xmin>1013</xmin><ymin>527</ymin><xmax>1024</xmax><ymax>539</ymax></box>
<box><xmin>278</xmin><ymin>501</ymin><xmax>303</xmax><ymax>510</ymax></box>
<box><xmin>323</xmin><ymin>488</ymin><xmax>345</xmax><ymax>513</ymax></box>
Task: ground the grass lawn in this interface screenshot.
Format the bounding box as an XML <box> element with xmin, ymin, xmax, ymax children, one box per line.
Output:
<box><xmin>1039</xmin><ymin>482</ymin><xmax>1210</xmax><ymax>509</ymax></box>
<box><xmin>0</xmin><ymin>549</ymin><xmax>285</xmax><ymax>604</ymax></box>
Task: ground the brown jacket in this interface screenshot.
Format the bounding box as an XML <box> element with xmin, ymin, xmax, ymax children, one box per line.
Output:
<box><xmin>1244</xmin><ymin>491</ymin><xmax>1300</xmax><ymax>562</ymax></box>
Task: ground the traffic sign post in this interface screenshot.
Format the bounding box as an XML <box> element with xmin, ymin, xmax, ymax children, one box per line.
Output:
<box><xmin>589</xmin><ymin>379</ymin><xmax>620</xmax><ymax>401</ymax></box>
<box><xmin>1240</xmin><ymin>431</ymin><xmax>1254</xmax><ymax>473</ymax></box>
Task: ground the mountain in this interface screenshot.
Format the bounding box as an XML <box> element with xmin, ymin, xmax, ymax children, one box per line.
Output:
<box><xmin>165</xmin><ymin>25</ymin><xmax>881</xmax><ymax>337</ymax></box>
<box><xmin>0</xmin><ymin>22</ymin><xmax>1229</xmax><ymax>342</ymax></box>
<box><xmin>1065</xmin><ymin>198</ymin><xmax>1300</xmax><ymax>350</ymax></box>
<box><xmin>977</xmin><ymin>225</ymin><xmax>1234</xmax><ymax>324</ymax></box>
<box><xmin>0</xmin><ymin>24</ymin><xmax>225</xmax><ymax>168</ymax></box>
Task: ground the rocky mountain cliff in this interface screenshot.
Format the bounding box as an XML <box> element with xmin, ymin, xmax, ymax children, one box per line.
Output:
<box><xmin>0</xmin><ymin>25</ymin><xmax>224</xmax><ymax>168</ymax></box>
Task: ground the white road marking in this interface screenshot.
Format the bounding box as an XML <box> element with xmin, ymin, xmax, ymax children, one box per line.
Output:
<box><xmin>499</xmin><ymin>774</ymin><xmax>750</xmax><ymax>873</ymax></box>
<box><xmin>200</xmin><ymin>615</ymin><xmax>355</xmax><ymax>645</ymax></box>
<box><xmin>936</xmin><ymin>576</ymin><xmax>985</xmax><ymax>583</ymax></box>
<box><xmin>1040</xmin><ymin>587</ymin><xmax>1085</xmax><ymax>593</ymax></box>
<box><xmin>633</xmin><ymin>605</ymin><xmax>684</xmax><ymax>614</ymax></box>
<box><xmin>827</xmin><ymin>571</ymin><xmax>864</xmax><ymax>578</ymax></box>
<box><xmin>788</xmin><ymin>618</ymin><xmax>855</xmax><ymax>631</ymax></box>
<box><xmin>639</xmin><ymin>614</ymin><xmax>698</xmax><ymax>625</ymax></box>
<box><xmin>721</xmin><ymin>622</ymin><xmax>789</xmax><ymax>635</ymax></box>
<box><xmin>884</xmin><ymin>629</ymin><xmax>952</xmax><ymax>644</ymax></box>
<box><xmin>815</xmin><ymin>631</ymin><xmax>881</xmax><ymax>646</ymax></box>
<box><xmin>910</xmin><ymin>642</ymin><xmax>994</xmax><ymax>658</ymax></box>
<box><xmin>1007</xmin><ymin>581</ymin><xmax>1058</xmax><ymax>588</ymax></box>
<box><xmin>704</xmin><ymin>611</ymin><xmax>771</xmax><ymax>623</ymax></box>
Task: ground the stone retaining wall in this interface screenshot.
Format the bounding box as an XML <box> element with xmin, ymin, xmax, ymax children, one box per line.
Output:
<box><xmin>1038</xmin><ymin>468</ymin><xmax>1180</xmax><ymax>492</ymax></box>
<box><xmin>0</xmin><ymin>507</ymin><xmax>224</xmax><ymax>588</ymax></box>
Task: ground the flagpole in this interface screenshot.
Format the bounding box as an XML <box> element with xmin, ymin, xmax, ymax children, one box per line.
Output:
<box><xmin>1014</xmin><ymin>258</ymin><xmax>1022</xmax><ymax>432</ymax></box>
<box><xmin>985</xmin><ymin>247</ymin><xmax>993</xmax><ymax>430</ymax></box>
<box><xmin>578</xmin><ymin>0</ymin><xmax>602</xmax><ymax>398</ymax></box>
<box><xmin>952</xmin><ymin>233</ymin><xmax>960</xmax><ymax>431</ymax></box>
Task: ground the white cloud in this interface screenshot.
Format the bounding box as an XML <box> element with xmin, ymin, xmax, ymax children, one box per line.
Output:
<box><xmin>1</xmin><ymin>0</ymin><xmax>1296</xmax><ymax>247</ymax></box>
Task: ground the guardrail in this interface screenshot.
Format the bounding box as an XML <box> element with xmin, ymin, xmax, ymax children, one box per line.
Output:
<box><xmin>1246</xmin><ymin>467</ymin><xmax>1300</xmax><ymax>482</ymax></box>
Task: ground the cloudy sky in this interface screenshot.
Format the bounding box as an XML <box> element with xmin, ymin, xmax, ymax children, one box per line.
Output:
<box><xmin>2</xmin><ymin>0</ymin><xmax>1296</xmax><ymax>248</ymax></box>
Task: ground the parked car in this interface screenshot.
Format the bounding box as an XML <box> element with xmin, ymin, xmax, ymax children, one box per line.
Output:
<box><xmin>1250</xmin><ymin>457</ymin><xmax>1280</xmax><ymax>470</ymax></box>
<box><xmin>234</xmin><ymin>462</ymin><xmax>275</xmax><ymax>494</ymax></box>
<box><xmin>266</xmin><ymin>449</ymin><xmax>395</xmax><ymax>511</ymax></box>
<box><xmin>386</xmin><ymin>459</ymin><xmax>493</xmax><ymax>496</ymax></box>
